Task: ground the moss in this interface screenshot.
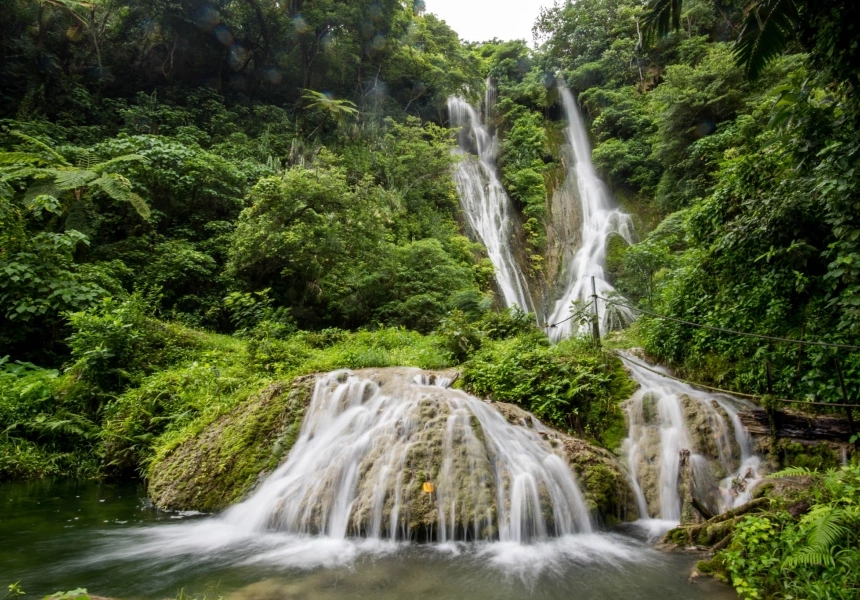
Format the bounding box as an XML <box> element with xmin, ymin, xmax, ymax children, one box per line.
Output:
<box><xmin>147</xmin><ymin>375</ymin><xmax>316</xmax><ymax>512</ymax></box>
<box><xmin>777</xmin><ymin>439</ymin><xmax>841</xmax><ymax>471</ymax></box>
<box><xmin>696</xmin><ymin>555</ymin><xmax>729</xmax><ymax>582</ymax></box>
<box><xmin>604</xmin><ymin>233</ymin><xmax>629</xmax><ymax>285</ymax></box>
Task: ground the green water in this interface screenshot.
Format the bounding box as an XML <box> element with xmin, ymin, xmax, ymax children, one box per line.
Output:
<box><xmin>0</xmin><ymin>479</ymin><xmax>736</xmax><ymax>599</ymax></box>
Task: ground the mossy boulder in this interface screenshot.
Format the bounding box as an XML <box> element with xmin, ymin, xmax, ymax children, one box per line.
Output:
<box><xmin>147</xmin><ymin>375</ymin><xmax>315</xmax><ymax>511</ymax></box>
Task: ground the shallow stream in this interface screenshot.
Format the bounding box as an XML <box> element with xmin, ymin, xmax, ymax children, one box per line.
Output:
<box><xmin>1</xmin><ymin>479</ymin><xmax>736</xmax><ymax>599</ymax></box>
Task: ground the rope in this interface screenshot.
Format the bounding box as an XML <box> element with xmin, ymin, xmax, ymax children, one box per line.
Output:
<box><xmin>617</xmin><ymin>353</ymin><xmax>860</xmax><ymax>409</ymax></box>
<box><xmin>597</xmin><ymin>296</ymin><xmax>860</xmax><ymax>351</ymax></box>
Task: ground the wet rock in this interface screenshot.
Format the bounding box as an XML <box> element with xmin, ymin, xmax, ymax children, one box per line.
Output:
<box><xmin>492</xmin><ymin>401</ymin><xmax>639</xmax><ymax>523</ymax></box>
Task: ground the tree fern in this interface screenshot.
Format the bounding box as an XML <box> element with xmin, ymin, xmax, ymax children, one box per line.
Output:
<box><xmin>2</xmin><ymin>132</ymin><xmax>150</xmax><ymax>220</ymax></box>
<box><xmin>90</xmin><ymin>174</ymin><xmax>151</xmax><ymax>219</ymax></box>
<box><xmin>48</xmin><ymin>169</ymin><xmax>98</xmax><ymax>190</ymax></box>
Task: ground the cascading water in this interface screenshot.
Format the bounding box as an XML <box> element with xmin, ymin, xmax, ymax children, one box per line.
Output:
<box><xmin>619</xmin><ymin>353</ymin><xmax>762</xmax><ymax>521</ymax></box>
<box><xmin>548</xmin><ymin>84</ymin><xmax>636</xmax><ymax>340</ymax></box>
<box><xmin>448</xmin><ymin>87</ymin><xmax>533</xmax><ymax>311</ymax></box>
<box><xmin>223</xmin><ymin>367</ymin><xmax>591</xmax><ymax>542</ymax></box>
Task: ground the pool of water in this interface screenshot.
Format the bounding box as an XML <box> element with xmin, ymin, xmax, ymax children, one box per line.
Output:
<box><xmin>0</xmin><ymin>479</ymin><xmax>736</xmax><ymax>599</ymax></box>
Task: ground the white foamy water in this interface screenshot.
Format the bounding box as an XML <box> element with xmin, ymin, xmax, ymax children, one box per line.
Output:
<box><xmin>619</xmin><ymin>353</ymin><xmax>762</xmax><ymax>521</ymax></box>
<box><xmin>448</xmin><ymin>85</ymin><xmax>533</xmax><ymax>312</ymax></box>
<box><xmin>548</xmin><ymin>83</ymin><xmax>635</xmax><ymax>340</ymax></box>
<box><xmin>222</xmin><ymin>368</ymin><xmax>590</xmax><ymax>542</ymax></box>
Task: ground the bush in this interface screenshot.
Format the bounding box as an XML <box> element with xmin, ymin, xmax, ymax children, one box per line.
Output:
<box><xmin>462</xmin><ymin>335</ymin><xmax>633</xmax><ymax>444</ymax></box>
<box><xmin>722</xmin><ymin>465</ymin><xmax>860</xmax><ymax>600</ymax></box>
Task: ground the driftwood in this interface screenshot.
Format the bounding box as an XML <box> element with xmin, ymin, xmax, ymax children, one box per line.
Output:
<box><xmin>664</xmin><ymin>497</ymin><xmax>771</xmax><ymax>547</ymax></box>
<box><xmin>739</xmin><ymin>408</ymin><xmax>852</xmax><ymax>441</ymax></box>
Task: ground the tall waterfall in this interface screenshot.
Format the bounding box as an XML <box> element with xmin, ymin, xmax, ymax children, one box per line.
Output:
<box><xmin>223</xmin><ymin>368</ymin><xmax>592</xmax><ymax>542</ymax></box>
<box><xmin>548</xmin><ymin>84</ymin><xmax>635</xmax><ymax>340</ymax></box>
<box><xmin>619</xmin><ymin>354</ymin><xmax>762</xmax><ymax>521</ymax></box>
<box><xmin>448</xmin><ymin>90</ymin><xmax>533</xmax><ymax>311</ymax></box>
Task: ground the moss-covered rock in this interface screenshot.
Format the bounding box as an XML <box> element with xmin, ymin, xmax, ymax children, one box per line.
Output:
<box><xmin>147</xmin><ymin>375</ymin><xmax>315</xmax><ymax>511</ymax></box>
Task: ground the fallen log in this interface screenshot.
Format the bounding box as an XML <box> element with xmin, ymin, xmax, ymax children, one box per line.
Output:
<box><xmin>739</xmin><ymin>408</ymin><xmax>852</xmax><ymax>441</ymax></box>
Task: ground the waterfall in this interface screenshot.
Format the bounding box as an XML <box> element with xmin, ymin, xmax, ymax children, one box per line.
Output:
<box><xmin>448</xmin><ymin>90</ymin><xmax>533</xmax><ymax>311</ymax></box>
<box><xmin>548</xmin><ymin>84</ymin><xmax>635</xmax><ymax>340</ymax></box>
<box><xmin>223</xmin><ymin>368</ymin><xmax>592</xmax><ymax>542</ymax></box>
<box><xmin>619</xmin><ymin>353</ymin><xmax>762</xmax><ymax>521</ymax></box>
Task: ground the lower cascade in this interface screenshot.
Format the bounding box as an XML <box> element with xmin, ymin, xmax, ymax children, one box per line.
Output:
<box><xmin>620</xmin><ymin>353</ymin><xmax>763</xmax><ymax>522</ymax></box>
<box><xmin>222</xmin><ymin>367</ymin><xmax>592</xmax><ymax>542</ymax></box>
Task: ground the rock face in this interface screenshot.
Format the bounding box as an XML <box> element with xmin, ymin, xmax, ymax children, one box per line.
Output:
<box><xmin>147</xmin><ymin>376</ymin><xmax>315</xmax><ymax>512</ymax></box>
<box><xmin>147</xmin><ymin>368</ymin><xmax>637</xmax><ymax>535</ymax></box>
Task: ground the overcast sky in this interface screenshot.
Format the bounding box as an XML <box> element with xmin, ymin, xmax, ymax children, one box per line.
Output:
<box><xmin>424</xmin><ymin>0</ymin><xmax>556</xmax><ymax>44</ymax></box>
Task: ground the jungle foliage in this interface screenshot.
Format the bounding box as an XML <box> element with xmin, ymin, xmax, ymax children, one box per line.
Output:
<box><xmin>2</xmin><ymin>1</ymin><xmax>860</xmax><ymax>594</ymax></box>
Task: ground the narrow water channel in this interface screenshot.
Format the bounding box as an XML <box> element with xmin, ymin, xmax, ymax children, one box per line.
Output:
<box><xmin>1</xmin><ymin>479</ymin><xmax>736</xmax><ymax>599</ymax></box>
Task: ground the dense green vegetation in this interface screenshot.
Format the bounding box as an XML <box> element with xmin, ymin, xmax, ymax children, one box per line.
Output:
<box><xmin>2</xmin><ymin>0</ymin><xmax>860</xmax><ymax>597</ymax></box>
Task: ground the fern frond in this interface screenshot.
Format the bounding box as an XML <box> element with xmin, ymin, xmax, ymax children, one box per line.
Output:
<box><xmin>92</xmin><ymin>153</ymin><xmax>148</xmax><ymax>173</ymax></box>
<box><xmin>75</xmin><ymin>149</ymin><xmax>97</xmax><ymax>170</ymax></box>
<box><xmin>784</xmin><ymin>550</ymin><xmax>834</xmax><ymax>568</ymax></box>
<box><xmin>0</xmin><ymin>152</ymin><xmax>48</xmax><ymax>166</ymax></box>
<box><xmin>2</xmin><ymin>166</ymin><xmax>39</xmax><ymax>181</ymax></box>
<box><xmin>49</xmin><ymin>168</ymin><xmax>97</xmax><ymax>190</ymax></box>
<box><xmin>10</xmin><ymin>131</ymin><xmax>71</xmax><ymax>166</ymax></box>
<box><xmin>769</xmin><ymin>466</ymin><xmax>816</xmax><ymax>479</ymax></box>
<box><xmin>90</xmin><ymin>174</ymin><xmax>150</xmax><ymax>219</ymax></box>
<box><xmin>808</xmin><ymin>508</ymin><xmax>848</xmax><ymax>551</ymax></box>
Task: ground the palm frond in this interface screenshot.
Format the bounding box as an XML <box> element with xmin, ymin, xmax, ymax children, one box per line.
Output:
<box><xmin>90</xmin><ymin>174</ymin><xmax>150</xmax><ymax>219</ymax></box>
<box><xmin>9</xmin><ymin>131</ymin><xmax>71</xmax><ymax>166</ymax></box>
<box><xmin>642</xmin><ymin>0</ymin><xmax>683</xmax><ymax>43</ymax></box>
<box><xmin>49</xmin><ymin>168</ymin><xmax>97</xmax><ymax>190</ymax></box>
<box><xmin>735</xmin><ymin>0</ymin><xmax>798</xmax><ymax>79</ymax></box>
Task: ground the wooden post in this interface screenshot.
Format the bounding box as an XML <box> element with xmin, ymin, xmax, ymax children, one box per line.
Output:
<box><xmin>766</xmin><ymin>361</ymin><xmax>774</xmax><ymax>394</ymax></box>
<box><xmin>591</xmin><ymin>276</ymin><xmax>601</xmax><ymax>347</ymax></box>
<box><xmin>833</xmin><ymin>357</ymin><xmax>856</xmax><ymax>442</ymax></box>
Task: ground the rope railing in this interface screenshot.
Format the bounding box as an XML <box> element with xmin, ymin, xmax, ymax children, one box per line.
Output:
<box><xmin>617</xmin><ymin>352</ymin><xmax>860</xmax><ymax>409</ymax></box>
<box><xmin>539</xmin><ymin>281</ymin><xmax>860</xmax><ymax>419</ymax></box>
<box><xmin>597</xmin><ymin>295</ymin><xmax>860</xmax><ymax>351</ymax></box>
